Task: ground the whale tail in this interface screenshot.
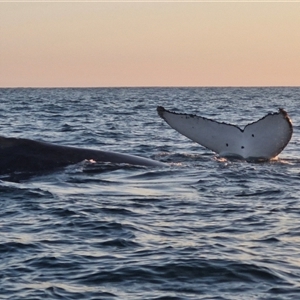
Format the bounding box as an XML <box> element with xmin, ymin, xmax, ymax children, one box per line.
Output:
<box><xmin>157</xmin><ymin>106</ymin><xmax>293</xmax><ymax>161</ymax></box>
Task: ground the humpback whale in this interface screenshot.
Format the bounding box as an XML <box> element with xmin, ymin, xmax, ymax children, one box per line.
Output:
<box><xmin>0</xmin><ymin>136</ymin><xmax>166</xmax><ymax>177</ymax></box>
<box><xmin>157</xmin><ymin>106</ymin><xmax>293</xmax><ymax>161</ymax></box>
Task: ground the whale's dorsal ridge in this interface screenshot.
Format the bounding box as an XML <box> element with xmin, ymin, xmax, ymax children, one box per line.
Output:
<box><xmin>157</xmin><ymin>106</ymin><xmax>293</xmax><ymax>161</ymax></box>
<box><xmin>0</xmin><ymin>135</ymin><xmax>166</xmax><ymax>177</ymax></box>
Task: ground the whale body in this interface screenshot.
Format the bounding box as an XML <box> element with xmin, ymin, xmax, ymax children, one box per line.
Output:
<box><xmin>157</xmin><ymin>106</ymin><xmax>293</xmax><ymax>161</ymax></box>
<box><xmin>0</xmin><ymin>136</ymin><xmax>166</xmax><ymax>177</ymax></box>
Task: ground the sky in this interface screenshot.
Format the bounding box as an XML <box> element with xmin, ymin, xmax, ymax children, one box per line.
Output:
<box><xmin>0</xmin><ymin>2</ymin><xmax>300</xmax><ymax>87</ymax></box>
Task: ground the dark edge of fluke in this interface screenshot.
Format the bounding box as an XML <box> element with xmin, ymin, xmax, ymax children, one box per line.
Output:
<box><xmin>157</xmin><ymin>106</ymin><xmax>293</xmax><ymax>133</ymax></box>
<box><xmin>157</xmin><ymin>106</ymin><xmax>166</xmax><ymax>119</ymax></box>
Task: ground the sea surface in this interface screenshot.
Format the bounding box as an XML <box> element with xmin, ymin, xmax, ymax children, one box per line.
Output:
<box><xmin>0</xmin><ymin>87</ymin><xmax>300</xmax><ymax>300</ymax></box>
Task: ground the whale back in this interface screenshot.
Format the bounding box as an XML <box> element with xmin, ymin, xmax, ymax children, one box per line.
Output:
<box><xmin>0</xmin><ymin>136</ymin><xmax>166</xmax><ymax>176</ymax></box>
<box><xmin>157</xmin><ymin>106</ymin><xmax>293</xmax><ymax>160</ymax></box>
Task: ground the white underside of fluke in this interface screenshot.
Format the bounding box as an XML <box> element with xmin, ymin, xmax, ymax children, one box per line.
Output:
<box><xmin>157</xmin><ymin>106</ymin><xmax>293</xmax><ymax>161</ymax></box>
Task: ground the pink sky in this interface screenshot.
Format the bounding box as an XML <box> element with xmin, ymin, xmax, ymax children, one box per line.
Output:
<box><xmin>1</xmin><ymin>2</ymin><xmax>300</xmax><ymax>87</ymax></box>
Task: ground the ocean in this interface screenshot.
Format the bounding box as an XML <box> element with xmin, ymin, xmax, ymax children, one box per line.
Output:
<box><xmin>0</xmin><ymin>87</ymin><xmax>300</xmax><ymax>299</ymax></box>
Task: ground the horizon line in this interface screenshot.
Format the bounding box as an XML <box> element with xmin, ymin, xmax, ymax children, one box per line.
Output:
<box><xmin>1</xmin><ymin>85</ymin><xmax>300</xmax><ymax>89</ymax></box>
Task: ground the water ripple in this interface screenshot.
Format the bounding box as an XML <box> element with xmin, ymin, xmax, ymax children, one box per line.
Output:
<box><xmin>1</xmin><ymin>87</ymin><xmax>300</xmax><ymax>299</ymax></box>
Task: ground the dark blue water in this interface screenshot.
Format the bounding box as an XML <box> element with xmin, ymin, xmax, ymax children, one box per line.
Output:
<box><xmin>1</xmin><ymin>87</ymin><xmax>300</xmax><ymax>299</ymax></box>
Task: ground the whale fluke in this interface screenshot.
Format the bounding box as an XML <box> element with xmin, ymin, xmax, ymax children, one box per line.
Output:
<box><xmin>157</xmin><ymin>106</ymin><xmax>293</xmax><ymax>161</ymax></box>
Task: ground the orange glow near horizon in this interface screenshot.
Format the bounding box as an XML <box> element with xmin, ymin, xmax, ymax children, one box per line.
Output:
<box><xmin>0</xmin><ymin>3</ymin><xmax>300</xmax><ymax>87</ymax></box>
